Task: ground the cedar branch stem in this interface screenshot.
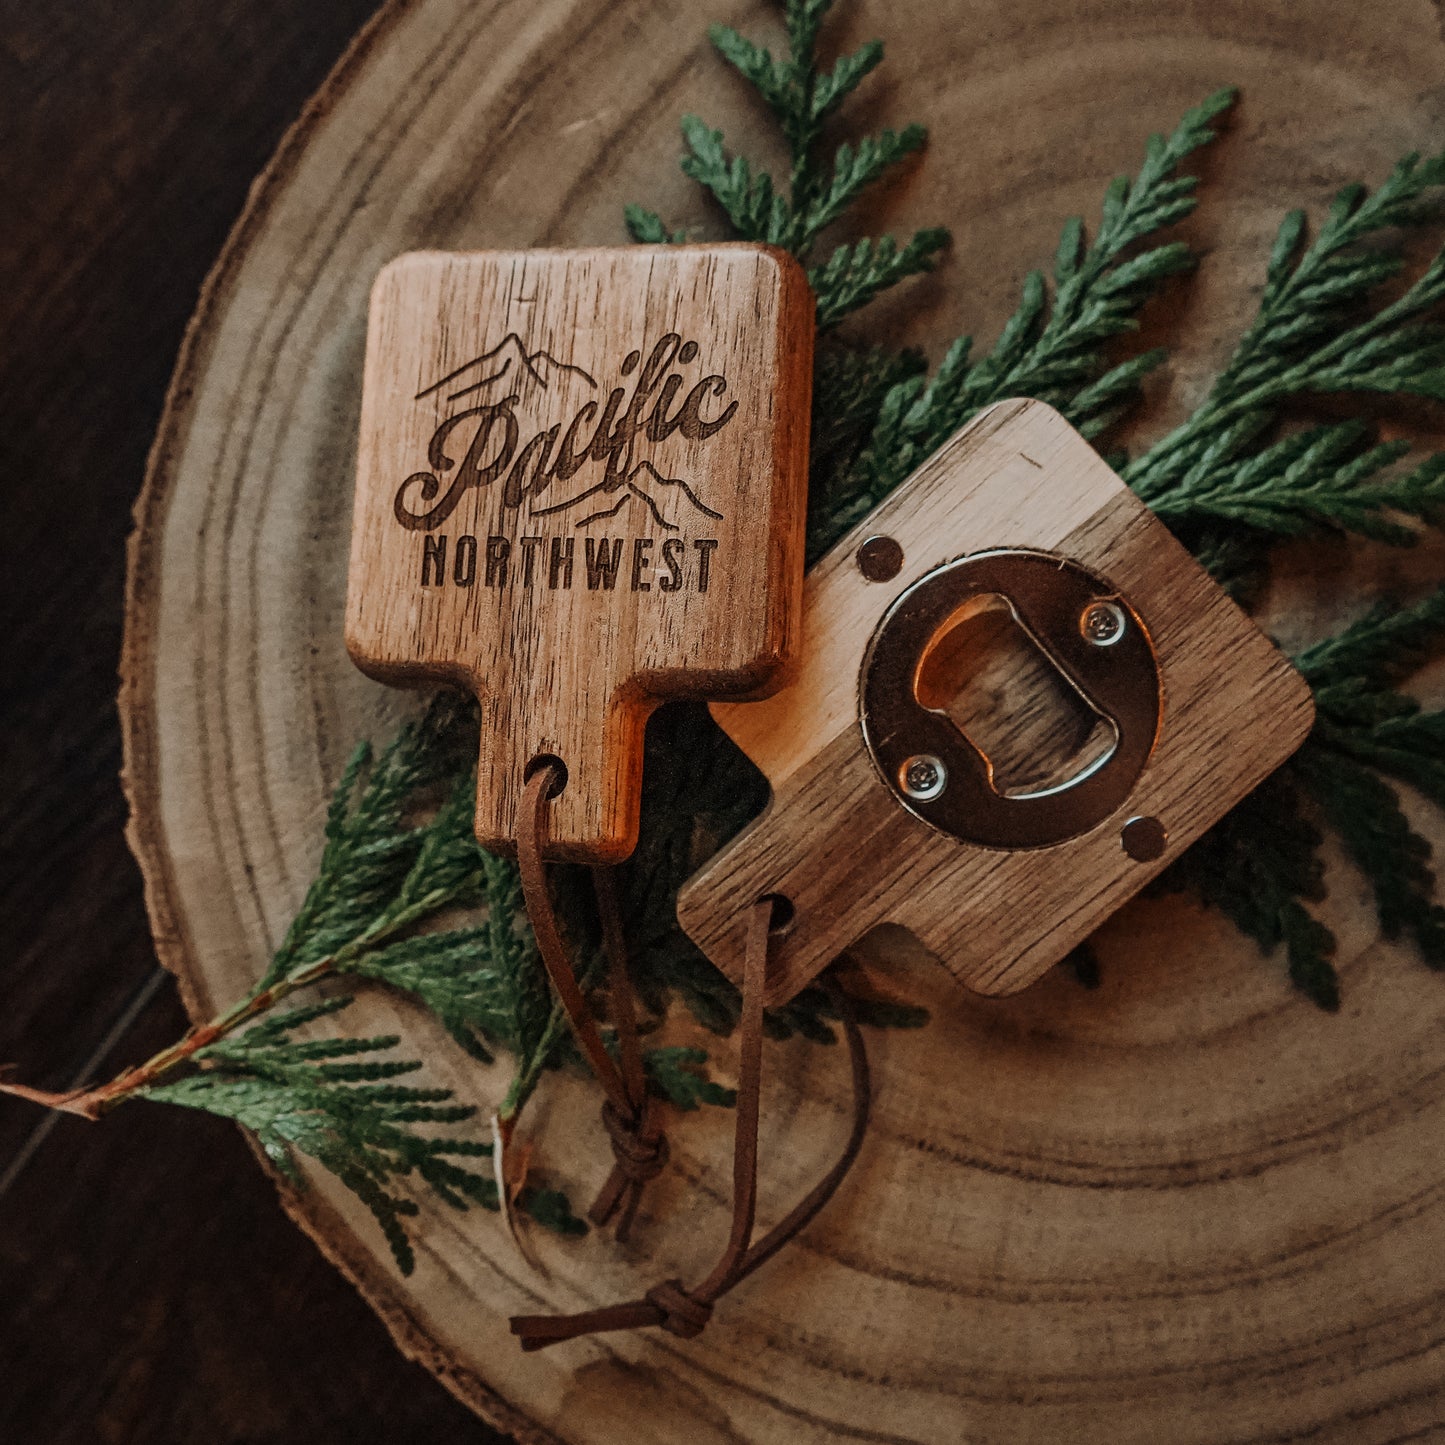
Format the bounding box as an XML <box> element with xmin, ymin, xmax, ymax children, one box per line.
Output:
<box><xmin>0</xmin><ymin>957</ymin><xmax>338</xmax><ymax>1120</ymax></box>
<box><xmin>0</xmin><ymin>876</ymin><xmax>478</xmax><ymax>1122</ymax></box>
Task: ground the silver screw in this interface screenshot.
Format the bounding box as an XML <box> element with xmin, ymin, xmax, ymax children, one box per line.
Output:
<box><xmin>900</xmin><ymin>754</ymin><xmax>947</xmax><ymax>800</ymax></box>
<box><xmin>1080</xmin><ymin>600</ymin><xmax>1126</xmax><ymax>647</ymax></box>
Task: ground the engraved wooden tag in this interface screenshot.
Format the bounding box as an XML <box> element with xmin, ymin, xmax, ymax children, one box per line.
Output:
<box><xmin>676</xmin><ymin>399</ymin><xmax>1316</xmax><ymax>1005</ymax></box>
<box><xmin>346</xmin><ymin>246</ymin><xmax>813</xmax><ymax>861</ymax></box>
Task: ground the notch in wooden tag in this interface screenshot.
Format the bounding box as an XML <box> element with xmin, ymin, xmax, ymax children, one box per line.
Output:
<box><xmin>676</xmin><ymin>398</ymin><xmax>1316</xmax><ymax>1005</ymax></box>
<box><xmin>346</xmin><ymin>246</ymin><xmax>813</xmax><ymax>862</ymax></box>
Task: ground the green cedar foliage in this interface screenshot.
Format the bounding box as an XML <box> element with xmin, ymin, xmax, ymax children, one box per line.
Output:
<box><xmin>38</xmin><ymin>695</ymin><xmax>599</xmax><ymax>1272</ymax></box>
<box><xmin>1132</xmin><ymin>158</ymin><xmax>1445</xmax><ymax>1004</ymax></box>
<box><xmin>277</xmin><ymin>694</ymin><xmax>576</xmax><ymax>1098</ymax></box>
<box><xmin>142</xmin><ymin>999</ymin><xmax>587</xmax><ymax>1274</ymax></box>
<box><xmin>143</xmin><ymin>999</ymin><xmax>496</xmax><ymax>1276</ymax></box>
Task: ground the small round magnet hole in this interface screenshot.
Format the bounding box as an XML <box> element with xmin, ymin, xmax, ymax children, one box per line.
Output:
<box><xmin>524</xmin><ymin>753</ymin><xmax>569</xmax><ymax>799</ymax></box>
<box><xmin>900</xmin><ymin>754</ymin><xmax>947</xmax><ymax>801</ymax></box>
<box><xmin>1121</xmin><ymin>815</ymin><xmax>1167</xmax><ymax>862</ymax></box>
<box><xmin>1081</xmin><ymin>600</ymin><xmax>1127</xmax><ymax>647</ymax></box>
<box><xmin>857</xmin><ymin>535</ymin><xmax>904</xmax><ymax>583</ymax></box>
<box><xmin>759</xmin><ymin>893</ymin><xmax>796</xmax><ymax>936</ymax></box>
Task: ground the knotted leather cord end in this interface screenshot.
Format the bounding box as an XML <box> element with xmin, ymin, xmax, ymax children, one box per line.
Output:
<box><xmin>508</xmin><ymin>897</ymin><xmax>873</xmax><ymax>1354</ymax></box>
<box><xmin>510</xmin><ymin>1298</ymin><xmax>664</xmax><ymax>1352</ymax></box>
<box><xmin>644</xmin><ymin>1279</ymin><xmax>713</xmax><ymax>1339</ymax></box>
<box><xmin>589</xmin><ymin>1097</ymin><xmax>670</xmax><ymax>1241</ymax></box>
<box><xmin>509</xmin><ymin>1277</ymin><xmax>713</xmax><ymax>1353</ymax></box>
<box><xmin>587</xmin><ymin>865</ymin><xmax>667</xmax><ymax>1241</ymax></box>
<box><xmin>516</xmin><ymin>767</ymin><xmax>669</xmax><ymax>1242</ymax></box>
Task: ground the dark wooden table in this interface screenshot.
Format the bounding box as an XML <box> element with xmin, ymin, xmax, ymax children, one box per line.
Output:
<box><xmin>0</xmin><ymin>4</ymin><xmax>508</xmax><ymax>1438</ymax></box>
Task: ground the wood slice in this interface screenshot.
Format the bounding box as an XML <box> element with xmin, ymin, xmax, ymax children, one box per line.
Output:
<box><xmin>120</xmin><ymin>1</ymin><xmax>1445</xmax><ymax>1440</ymax></box>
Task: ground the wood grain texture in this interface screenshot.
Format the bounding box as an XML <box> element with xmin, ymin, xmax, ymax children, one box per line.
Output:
<box><xmin>678</xmin><ymin>399</ymin><xmax>1315</xmax><ymax>1003</ymax></box>
<box><xmin>347</xmin><ymin>246</ymin><xmax>811</xmax><ymax>860</ymax></box>
<box><xmin>120</xmin><ymin>0</ymin><xmax>1445</xmax><ymax>1441</ymax></box>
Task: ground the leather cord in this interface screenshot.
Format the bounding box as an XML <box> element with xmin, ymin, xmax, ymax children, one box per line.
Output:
<box><xmin>516</xmin><ymin>763</ymin><xmax>666</xmax><ymax>1241</ymax></box>
<box><xmin>510</xmin><ymin>893</ymin><xmax>872</xmax><ymax>1352</ymax></box>
<box><xmin>588</xmin><ymin>866</ymin><xmax>668</xmax><ymax>1237</ymax></box>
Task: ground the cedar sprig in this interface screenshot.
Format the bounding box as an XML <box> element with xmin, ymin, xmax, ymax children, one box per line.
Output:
<box><xmin>265</xmin><ymin>699</ymin><xmax>575</xmax><ymax>1098</ymax></box>
<box><xmin>1128</xmin><ymin>152</ymin><xmax>1445</xmax><ymax>508</ymax></box>
<box><xmin>627</xmin><ymin>0</ymin><xmax>949</xmax><ymax>330</ymax></box>
<box><xmin>1287</xmin><ymin>590</ymin><xmax>1445</xmax><ymax>973</ymax></box>
<box><xmin>256</xmin><ymin>699</ymin><xmax>585</xmax><ymax>1127</ymax></box>
<box><xmin>840</xmin><ymin>86</ymin><xmax>1234</xmax><ymax>534</ymax></box>
<box><xmin>1159</xmin><ymin>772</ymin><xmax>1339</xmax><ymax>1008</ymax></box>
<box><xmin>1149</xmin><ymin>421</ymin><xmax>1445</xmax><ymax>547</ymax></box>
<box><xmin>141</xmin><ymin>999</ymin><xmax>511</xmax><ymax>1275</ymax></box>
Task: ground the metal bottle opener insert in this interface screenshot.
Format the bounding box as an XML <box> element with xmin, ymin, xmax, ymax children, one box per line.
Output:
<box><xmin>861</xmin><ymin>549</ymin><xmax>1162</xmax><ymax>850</ymax></box>
<box><xmin>677</xmin><ymin>398</ymin><xmax>1316</xmax><ymax>1005</ymax></box>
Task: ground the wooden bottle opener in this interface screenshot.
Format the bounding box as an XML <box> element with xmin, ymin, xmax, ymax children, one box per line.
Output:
<box><xmin>346</xmin><ymin>246</ymin><xmax>813</xmax><ymax>861</ymax></box>
<box><xmin>677</xmin><ymin>398</ymin><xmax>1316</xmax><ymax>1005</ymax></box>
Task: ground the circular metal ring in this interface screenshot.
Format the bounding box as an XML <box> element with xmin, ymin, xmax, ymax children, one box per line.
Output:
<box><xmin>859</xmin><ymin>549</ymin><xmax>1161</xmax><ymax>849</ymax></box>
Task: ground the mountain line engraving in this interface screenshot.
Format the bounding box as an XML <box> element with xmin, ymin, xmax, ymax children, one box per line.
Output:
<box><xmin>530</xmin><ymin>461</ymin><xmax>724</xmax><ymax>532</ymax></box>
<box><xmin>414</xmin><ymin>332</ymin><xmax>597</xmax><ymax>404</ymax></box>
